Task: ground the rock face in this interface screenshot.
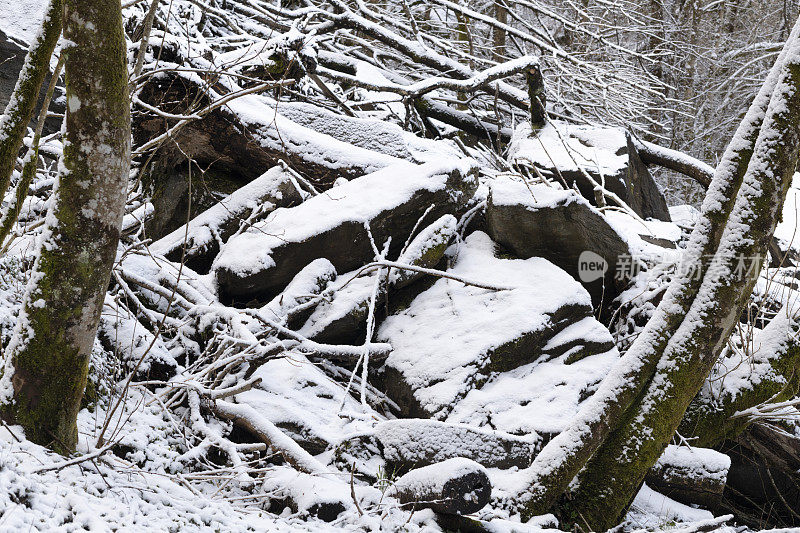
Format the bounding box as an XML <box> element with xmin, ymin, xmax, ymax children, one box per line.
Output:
<box><xmin>213</xmin><ymin>160</ymin><xmax>478</xmax><ymax>304</ymax></box>
<box><xmin>298</xmin><ymin>215</ymin><xmax>458</xmax><ymax>344</ymax></box>
<box><xmin>507</xmin><ymin>121</ymin><xmax>671</xmax><ymax>221</ymax></box>
<box><xmin>390</xmin><ymin>458</ymin><xmax>492</xmax><ymax>515</ymax></box>
<box><xmin>645</xmin><ymin>445</ymin><xmax>730</xmax><ymax>511</ymax></box>
<box><xmin>0</xmin><ymin>29</ymin><xmax>63</xmax><ymax>135</ymax></box>
<box><xmin>378</xmin><ymin>232</ymin><xmax>618</xmax><ymax>429</ymax></box>
<box><xmin>233</xmin><ymin>353</ymin><xmax>376</xmax><ymax>455</ymax></box>
<box><xmin>135</xmin><ymin>72</ymin><xmax>410</xmax><ymax>237</ymax></box>
<box><xmin>486</xmin><ymin>176</ymin><xmax>633</xmax><ymax>307</ymax></box>
<box><xmin>719</xmin><ymin>423</ymin><xmax>800</xmax><ymax>528</ymax></box>
<box><xmin>274</xmin><ymin>100</ymin><xmax>463</xmax><ymax>164</ymax></box>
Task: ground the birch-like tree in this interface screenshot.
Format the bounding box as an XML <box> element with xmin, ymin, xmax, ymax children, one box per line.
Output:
<box><xmin>0</xmin><ymin>0</ymin><xmax>131</xmax><ymax>454</ymax></box>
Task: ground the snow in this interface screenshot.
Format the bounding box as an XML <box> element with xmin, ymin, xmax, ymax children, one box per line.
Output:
<box><xmin>0</xmin><ymin>1</ymin><xmax>781</xmax><ymax>530</ymax></box>
<box><xmin>391</xmin><ymin>457</ymin><xmax>487</xmax><ymax>496</ymax></box>
<box><xmin>628</xmin><ymin>483</ymin><xmax>715</xmax><ymax>527</ymax></box>
<box><xmin>669</xmin><ymin>205</ymin><xmax>701</xmax><ymax>228</ymax></box>
<box><xmin>261</xmin><ymin>258</ymin><xmax>337</xmax><ymax>323</ymax></box>
<box><xmin>274</xmin><ymin>100</ymin><xmax>462</xmax><ymax>164</ymax></box>
<box><xmin>379</xmin><ymin>231</ymin><xmax>618</xmax><ymax>426</ymax></box>
<box><xmin>225</xmin><ymin>93</ymin><xmax>406</xmax><ymax>175</ymax></box>
<box><xmin>375</xmin><ymin>418</ymin><xmax>538</xmax><ymax>468</ymax></box>
<box><xmin>654</xmin><ymin>445</ymin><xmax>731</xmax><ymax>483</ymax></box>
<box><xmin>508</xmin><ymin>121</ymin><xmax>629</xmax><ymax>177</ymax></box>
<box><xmin>773</xmin><ymin>172</ymin><xmax>800</xmax><ymax>253</ymax></box>
<box><xmin>298</xmin><ymin>268</ymin><xmax>373</xmax><ymax>340</ymax></box>
<box><xmin>152</xmin><ymin>166</ymin><xmax>300</xmax><ymax>258</ymax></box>
<box><xmin>0</xmin><ymin>0</ymin><xmax>47</xmax><ymax>43</ymax></box>
<box><xmin>213</xmin><ymin>159</ymin><xmax>476</xmax><ymax>278</ymax></box>
<box><xmin>0</xmin><ymin>399</ymin><xmax>309</xmax><ymax>532</ymax></box>
<box><xmin>489</xmin><ymin>174</ymin><xmax>582</xmax><ymax>210</ymax></box>
<box><xmin>233</xmin><ymin>353</ymin><xmax>376</xmax><ymax>452</ymax></box>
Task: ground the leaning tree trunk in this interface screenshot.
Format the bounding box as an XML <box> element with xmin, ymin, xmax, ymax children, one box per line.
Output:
<box><xmin>561</xmin><ymin>20</ymin><xmax>800</xmax><ymax>530</ymax></box>
<box><xmin>0</xmin><ymin>0</ymin><xmax>131</xmax><ymax>454</ymax></box>
<box><xmin>0</xmin><ymin>0</ymin><xmax>61</xmax><ymax>204</ymax></box>
<box><xmin>513</xmin><ymin>18</ymin><xmax>798</xmax><ymax>520</ymax></box>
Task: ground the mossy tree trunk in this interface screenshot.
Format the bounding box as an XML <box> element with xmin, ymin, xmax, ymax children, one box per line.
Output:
<box><xmin>560</xmin><ymin>22</ymin><xmax>800</xmax><ymax>530</ymax></box>
<box><xmin>0</xmin><ymin>0</ymin><xmax>131</xmax><ymax>455</ymax></box>
<box><xmin>0</xmin><ymin>0</ymin><xmax>62</xmax><ymax>203</ymax></box>
<box><xmin>515</xmin><ymin>17</ymin><xmax>795</xmax><ymax>520</ymax></box>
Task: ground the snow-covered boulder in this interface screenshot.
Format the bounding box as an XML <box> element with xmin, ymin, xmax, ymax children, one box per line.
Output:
<box><xmin>378</xmin><ymin>231</ymin><xmax>617</xmax><ymax>423</ymax></box>
<box><xmin>275</xmin><ymin>100</ymin><xmax>463</xmax><ymax>165</ymax></box>
<box><xmin>298</xmin><ymin>215</ymin><xmax>458</xmax><ymax>344</ymax></box>
<box><xmin>375</xmin><ymin>419</ymin><xmax>537</xmax><ymax>470</ymax></box>
<box><xmin>486</xmin><ymin>175</ymin><xmax>632</xmax><ymax>306</ymax></box>
<box><xmin>508</xmin><ymin>121</ymin><xmax>670</xmax><ymax>221</ymax></box>
<box><xmin>645</xmin><ymin>445</ymin><xmax>730</xmax><ymax>510</ymax></box>
<box><xmin>151</xmin><ymin>166</ymin><xmax>304</xmax><ymax>273</ymax></box>
<box><xmin>233</xmin><ymin>354</ymin><xmax>376</xmax><ymax>455</ymax></box>
<box><xmin>214</xmin><ymin>160</ymin><xmax>478</xmax><ymax>304</ymax></box>
<box><xmin>390</xmin><ymin>457</ymin><xmax>491</xmax><ymax>515</ymax></box>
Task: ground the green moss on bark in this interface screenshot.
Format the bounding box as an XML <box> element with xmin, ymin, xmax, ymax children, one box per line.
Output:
<box><xmin>558</xmin><ymin>58</ymin><xmax>800</xmax><ymax>531</ymax></box>
<box><xmin>3</xmin><ymin>0</ymin><xmax>131</xmax><ymax>455</ymax></box>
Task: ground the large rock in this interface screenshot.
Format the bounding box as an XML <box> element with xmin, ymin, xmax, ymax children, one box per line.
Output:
<box><xmin>275</xmin><ymin>100</ymin><xmax>463</xmax><ymax>165</ymax></box>
<box><xmin>213</xmin><ymin>160</ymin><xmax>478</xmax><ymax>304</ymax></box>
<box><xmin>719</xmin><ymin>423</ymin><xmax>800</xmax><ymax>527</ymax></box>
<box><xmin>390</xmin><ymin>458</ymin><xmax>492</xmax><ymax>515</ymax></box>
<box><xmin>135</xmin><ymin>72</ymin><xmax>408</xmax><ymax>237</ymax></box>
<box><xmin>298</xmin><ymin>215</ymin><xmax>458</xmax><ymax>344</ymax></box>
<box><xmin>645</xmin><ymin>445</ymin><xmax>730</xmax><ymax>511</ymax></box>
<box><xmin>232</xmin><ymin>353</ymin><xmax>376</xmax><ymax>455</ymax></box>
<box><xmin>150</xmin><ymin>166</ymin><xmax>304</xmax><ymax>273</ymax></box>
<box><xmin>378</xmin><ymin>232</ymin><xmax>617</xmax><ymax>423</ymax></box>
<box><xmin>375</xmin><ymin>419</ymin><xmax>538</xmax><ymax>470</ymax></box>
<box><xmin>0</xmin><ymin>28</ymin><xmax>63</xmax><ymax>136</ymax></box>
<box><xmin>486</xmin><ymin>175</ymin><xmax>633</xmax><ymax>307</ymax></box>
<box><xmin>508</xmin><ymin>121</ymin><xmax>671</xmax><ymax>221</ymax></box>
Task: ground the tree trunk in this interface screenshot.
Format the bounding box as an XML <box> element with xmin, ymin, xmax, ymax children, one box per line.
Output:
<box><xmin>492</xmin><ymin>1</ymin><xmax>507</xmax><ymax>62</ymax></box>
<box><xmin>0</xmin><ymin>0</ymin><xmax>131</xmax><ymax>454</ymax></box>
<box><xmin>515</xmin><ymin>16</ymin><xmax>794</xmax><ymax>519</ymax></box>
<box><xmin>0</xmin><ymin>0</ymin><xmax>62</xmax><ymax>206</ymax></box>
<box><xmin>562</xmin><ymin>20</ymin><xmax>800</xmax><ymax>529</ymax></box>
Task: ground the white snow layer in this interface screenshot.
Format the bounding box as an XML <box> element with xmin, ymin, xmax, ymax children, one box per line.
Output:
<box><xmin>213</xmin><ymin>159</ymin><xmax>476</xmax><ymax>277</ymax></box>
<box><xmin>379</xmin><ymin>231</ymin><xmax>619</xmax><ymax>433</ymax></box>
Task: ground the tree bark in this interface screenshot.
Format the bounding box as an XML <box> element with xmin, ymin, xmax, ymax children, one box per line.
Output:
<box><xmin>562</xmin><ymin>20</ymin><xmax>800</xmax><ymax>529</ymax></box>
<box><xmin>0</xmin><ymin>0</ymin><xmax>62</xmax><ymax>206</ymax></box>
<box><xmin>0</xmin><ymin>55</ymin><xmax>65</xmax><ymax>246</ymax></box>
<box><xmin>515</xmin><ymin>16</ymin><xmax>794</xmax><ymax>519</ymax></box>
<box><xmin>0</xmin><ymin>0</ymin><xmax>131</xmax><ymax>454</ymax></box>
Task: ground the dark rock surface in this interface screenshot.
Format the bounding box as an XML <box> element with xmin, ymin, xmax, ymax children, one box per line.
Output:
<box><xmin>486</xmin><ymin>176</ymin><xmax>633</xmax><ymax>307</ymax></box>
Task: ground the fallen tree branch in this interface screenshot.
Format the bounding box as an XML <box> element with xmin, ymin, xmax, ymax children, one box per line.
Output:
<box><xmin>633</xmin><ymin>138</ymin><xmax>715</xmax><ymax>188</ymax></box>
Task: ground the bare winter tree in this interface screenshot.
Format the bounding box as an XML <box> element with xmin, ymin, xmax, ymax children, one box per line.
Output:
<box><xmin>0</xmin><ymin>0</ymin><xmax>131</xmax><ymax>454</ymax></box>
